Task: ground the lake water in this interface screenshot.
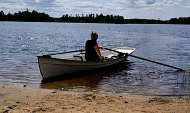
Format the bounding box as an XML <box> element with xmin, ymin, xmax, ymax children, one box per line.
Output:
<box><xmin>0</xmin><ymin>22</ymin><xmax>190</xmax><ymax>98</ymax></box>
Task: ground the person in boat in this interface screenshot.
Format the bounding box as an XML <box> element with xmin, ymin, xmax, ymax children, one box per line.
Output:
<box><xmin>85</xmin><ymin>31</ymin><xmax>104</xmax><ymax>61</ymax></box>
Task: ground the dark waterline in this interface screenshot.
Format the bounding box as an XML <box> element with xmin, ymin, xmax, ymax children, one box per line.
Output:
<box><xmin>0</xmin><ymin>22</ymin><xmax>190</xmax><ymax>98</ymax></box>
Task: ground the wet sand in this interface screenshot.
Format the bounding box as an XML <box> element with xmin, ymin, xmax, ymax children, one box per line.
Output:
<box><xmin>0</xmin><ymin>85</ymin><xmax>189</xmax><ymax>113</ymax></box>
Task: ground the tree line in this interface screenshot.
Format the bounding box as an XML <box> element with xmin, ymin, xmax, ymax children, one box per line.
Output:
<box><xmin>0</xmin><ymin>9</ymin><xmax>124</xmax><ymax>24</ymax></box>
<box><xmin>125</xmin><ymin>19</ymin><xmax>165</xmax><ymax>24</ymax></box>
<box><xmin>60</xmin><ymin>14</ymin><xmax>124</xmax><ymax>24</ymax></box>
<box><xmin>0</xmin><ymin>9</ymin><xmax>190</xmax><ymax>24</ymax></box>
<box><xmin>169</xmin><ymin>17</ymin><xmax>190</xmax><ymax>24</ymax></box>
<box><xmin>125</xmin><ymin>17</ymin><xmax>190</xmax><ymax>24</ymax></box>
<box><xmin>0</xmin><ymin>9</ymin><xmax>51</xmax><ymax>22</ymax></box>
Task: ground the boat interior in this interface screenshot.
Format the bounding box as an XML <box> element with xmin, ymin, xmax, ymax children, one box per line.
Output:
<box><xmin>51</xmin><ymin>47</ymin><xmax>135</xmax><ymax>62</ymax></box>
<box><xmin>60</xmin><ymin>50</ymin><xmax>119</xmax><ymax>62</ymax></box>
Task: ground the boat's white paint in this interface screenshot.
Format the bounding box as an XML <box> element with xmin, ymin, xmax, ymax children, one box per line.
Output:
<box><xmin>38</xmin><ymin>47</ymin><xmax>135</xmax><ymax>79</ymax></box>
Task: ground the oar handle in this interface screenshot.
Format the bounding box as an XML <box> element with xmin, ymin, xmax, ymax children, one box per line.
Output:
<box><xmin>43</xmin><ymin>49</ymin><xmax>85</xmax><ymax>56</ymax></box>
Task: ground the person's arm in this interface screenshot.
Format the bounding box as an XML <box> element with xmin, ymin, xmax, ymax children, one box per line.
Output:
<box><xmin>94</xmin><ymin>45</ymin><xmax>103</xmax><ymax>60</ymax></box>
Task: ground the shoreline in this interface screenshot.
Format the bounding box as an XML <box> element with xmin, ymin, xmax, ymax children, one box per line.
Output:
<box><xmin>0</xmin><ymin>85</ymin><xmax>189</xmax><ymax>113</ymax></box>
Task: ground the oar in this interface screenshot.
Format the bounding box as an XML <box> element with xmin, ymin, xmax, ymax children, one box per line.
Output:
<box><xmin>43</xmin><ymin>49</ymin><xmax>85</xmax><ymax>57</ymax></box>
<box><xmin>103</xmin><ymin>47</ymin><xmax>190</xmax><ymax>72</ymax></box>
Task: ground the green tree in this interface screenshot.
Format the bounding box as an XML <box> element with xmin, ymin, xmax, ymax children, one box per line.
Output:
<box><xmin>0</xmin><ymin>11</ymin><xmax>6</xmax><ymax>21</ymax></box>
<box><xmin>169</xmin><ymin>18</ymin><xmax>178</xmax><ymax>24</ymax></box>
<box><xmin>7</xmin><ymin>13</ymin><xmax>14</xmax><ymax>21</ymax></box>
<box><xmin>114</xmin><ymin>15</ymin><xmax>124</xmax><ymax>24</ymax></box>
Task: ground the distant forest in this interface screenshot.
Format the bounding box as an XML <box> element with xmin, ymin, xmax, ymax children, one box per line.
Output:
<box><xmin>0</xmin><ymin>9</ymin><xmax>190</xmax><ymax>24</ymax></box>
<box><xmin>125</xmin><ymin>18</ymin><xmax>190</xmax><ymax>24</ymax></box>
<box><xmin>0</xmin><ymin>9</ymin><xmax>124</xmax><ymax>24</ymax></box>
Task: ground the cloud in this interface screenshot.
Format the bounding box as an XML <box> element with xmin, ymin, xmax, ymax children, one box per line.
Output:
<box><xmin>186</xmin><ymin>2</ymin><xmax>190</xmax><ymax>8</ymax></box>
<box><xmin>52</xmin><ymin>0</ymin><xmax>72</xmax><ymax>7</ymax></box>
<box><xmin>24</xmin><ymin>0</ymin><xmax>56</xmax><ymax>8</ymax></box>
<box><xmin>108</xmin><ymin>0</ymin><xmax>190</xmax><ymax>19</ymax></box>
<box><xmin>51</xmin><ymin>0</ymin><xmax>106</xmax><ymax>16</ymax></box>
<box><xmin>114</xmin><ymin>0</ymin><xmax>187</xmax><ymax>8</ymax></box>
<box><xmin>0</xmin><ymin>0</ymin><xmax>28</xmax><ymax>13</ymax></box>
<box><xmin>0</xmin><ymin>0</ymin><xmax>190</xmax><ymax>19</ymax></box>
<box><xmin>34</xmin><ymin>0</ymin><xmax>41</xmax><ymax>3</ymax></box>
<box><xmin>1</xmin><ymin>0</ymin><xmax>24</xmax><ymax>3</ymax></box>
<box><xmin>146</xmin><ymin>0</ymin><xmax>156</xmax><ymax>5</ymax></box>
<box><xmin>73</xmin><ymin>1</ymin><xmax>103</xmax><ymax>8</ymax></box>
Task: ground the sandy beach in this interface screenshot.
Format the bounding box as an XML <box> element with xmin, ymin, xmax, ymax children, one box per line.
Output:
<box><xmin>0</xmin><ymin>85</ymin><xmax>189</xmax><ymax>113</ymax></box>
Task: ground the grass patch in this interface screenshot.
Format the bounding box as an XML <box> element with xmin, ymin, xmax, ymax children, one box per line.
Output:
<box><xmin>149</xmin><ymin>97</ymin><xmax>173</xmax><ymax>104</ymax></box>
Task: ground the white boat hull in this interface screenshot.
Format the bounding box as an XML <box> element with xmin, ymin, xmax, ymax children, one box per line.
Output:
<box><xmin>38</xmin><ymin>47</ymin><xmax>135</xmax><ymax>79</ymax></box>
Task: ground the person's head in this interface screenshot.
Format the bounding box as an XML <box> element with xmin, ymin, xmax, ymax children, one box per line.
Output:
<box><xmin>91</xmin><ymin>31</ymin><xmax>98</xmax><ymax>40</ymax></box>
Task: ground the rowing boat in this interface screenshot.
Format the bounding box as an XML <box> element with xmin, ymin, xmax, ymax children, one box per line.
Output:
<box><xmin>38</xmin><ymin>47</ymin><xmax>135</xmax><ymax>79</ymax></box>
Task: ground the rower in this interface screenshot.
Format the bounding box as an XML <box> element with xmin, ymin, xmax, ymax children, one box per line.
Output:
<box><xmin>85</xmin><ymin>31</ymin><xmax>104</xmax><ymax>61</ymax></box>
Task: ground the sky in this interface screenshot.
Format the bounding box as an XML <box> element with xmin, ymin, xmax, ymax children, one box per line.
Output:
<box><xmin>0</xmin><ymin>0</ymin><xmax>190</xmax><ymax>20</ymax></box>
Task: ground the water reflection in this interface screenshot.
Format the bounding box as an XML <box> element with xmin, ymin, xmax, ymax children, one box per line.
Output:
<box><xmin>171</xmin><ymin>71</ymin><xmax>190</xmax><ymax>97</ymax></box>
<box><xmin>40</xmin><ymin>62</ymin><xmax>131</xmax><ymax>92</ymax></box>
<box><xmin>41</xmin><ymin>73</ymin><xmax>104</xmax><ymax>91</ymax></box>
<box><xmin>40</xmin><ymin>61</ymin><xmax>190</xmax><ymax>98</ymax></box>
